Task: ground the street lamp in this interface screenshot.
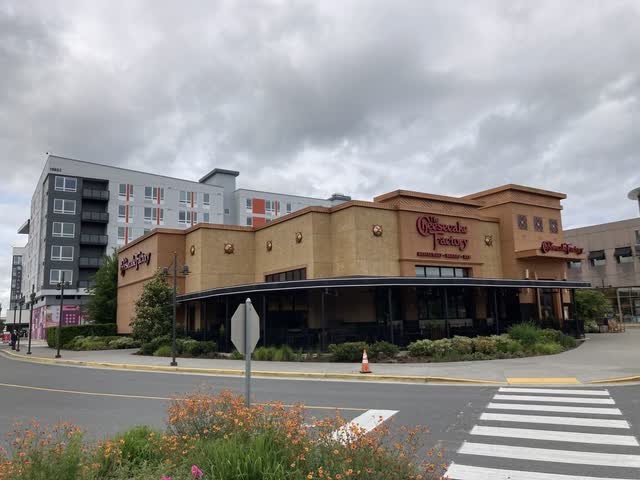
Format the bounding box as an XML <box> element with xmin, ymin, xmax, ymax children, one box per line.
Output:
<box><xmin>11</xmin><ymin>303</ymin><xmax>17</xmax><ymax>350</ymax></box>
<box><xmin>27</xmin><ymin>285</ymin><xmax>36</xmax><ymax>355</ymax></box>
<box><xmin>16</xmin><ymin>294</ymin><xmax>25</xmax><ymax>352</ymax></box>
<box><xmin>55</xmin><ymin>274</ymin><xmax>72</xmax><ymax>359</ymax></box>
<box><xmin>162</xmin><ymin>252</ymin><xmax>189</xmax><ymax>367</ymax></box>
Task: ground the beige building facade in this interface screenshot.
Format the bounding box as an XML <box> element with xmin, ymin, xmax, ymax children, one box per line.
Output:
<box><xmin>118</xmin><ymin>185</ymin><xmax>589</xmax><ymax>348</ymax></box>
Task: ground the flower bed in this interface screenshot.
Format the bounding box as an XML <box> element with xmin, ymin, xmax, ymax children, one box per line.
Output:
<box><xmin>0</xmin><ymin>391</ymin><xmax>445</xmax><ymax>479</ymax></box>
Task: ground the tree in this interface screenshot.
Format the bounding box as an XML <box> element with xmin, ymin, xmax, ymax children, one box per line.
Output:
<box><xmin>130</xmin><ymin>271</ymin><xmax>173</xmax><ymax>344</ymax></box>
<box><xmin>85</xmin><ymin>249</ymin><xmax>119</xmax><ymax>323</ymax></box>
<box><xmin>575</xmin><ymin>289</ymin><xmax>613</xmax><ymax>322</ymax></box>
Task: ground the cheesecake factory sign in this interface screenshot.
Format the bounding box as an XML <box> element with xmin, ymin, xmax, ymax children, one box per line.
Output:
<box><xmin>416</xmin><ymin>215</ymin><xmax>471</xmax><ymax>260</ymax></box>
<box><xmin>120</xmin><ymin>251</ymin><xmax>152</xmax><ymax>276</ymax></box>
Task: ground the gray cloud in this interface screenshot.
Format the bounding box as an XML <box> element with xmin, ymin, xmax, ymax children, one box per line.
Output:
<box><xmin>1</xmin><ymin>0</ymin><xmax>639</xmax><ymax>309</ymax></box>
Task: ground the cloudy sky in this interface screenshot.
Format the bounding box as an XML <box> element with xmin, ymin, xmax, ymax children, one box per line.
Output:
<box><xmin>1</xmin><ymin>0</ymin><xmax>639</xmax><ymax>311</ymax></box>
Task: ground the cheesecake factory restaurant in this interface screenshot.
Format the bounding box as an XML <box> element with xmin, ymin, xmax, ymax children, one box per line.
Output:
<box><xmin>117</xmin><ymin>185</ymin><xmax>590</xmax><ymax>350</ymax></box>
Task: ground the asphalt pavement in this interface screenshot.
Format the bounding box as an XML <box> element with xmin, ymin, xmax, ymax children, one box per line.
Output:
<box><xmin>1</xmin><ymin>354</ymin><xmax>639</xmax><ymax>478</ymax></box>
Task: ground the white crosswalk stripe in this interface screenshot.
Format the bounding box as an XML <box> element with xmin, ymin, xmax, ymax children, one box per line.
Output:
<box><xmin>445</xmin><ymin>388</ymin><xmax>640</xmax><ymax>479</ymax></box>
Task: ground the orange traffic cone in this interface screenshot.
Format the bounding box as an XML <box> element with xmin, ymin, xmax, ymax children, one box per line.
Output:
<box><xmin>360</xmin><ymin>350</ymin><xmax>371</xmax><ymax>374</ymax></box>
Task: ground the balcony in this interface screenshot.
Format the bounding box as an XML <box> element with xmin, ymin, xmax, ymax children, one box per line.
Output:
<box><xmin>79</xmin><ymin>234</ymin><xmax>108</xmax><ymax>246</ymax></box>
<box><xmin>78</xmin><ymin>257</ymin><xmax>105</xmax><ymax>268</ymax></box>
<box><xmin>81</xmin><ymin>211</ymin><xmax>109</xmax><ymax>223</ymax></box>
<box><xmin>82</xmin><ymin>189</ymin><xmax>109</xmax><ymax>201</ymax></box>
<box><xmin>78</xmin><ymin>280</ymin><xmax>96</xmax><ymax>289</ymax></box>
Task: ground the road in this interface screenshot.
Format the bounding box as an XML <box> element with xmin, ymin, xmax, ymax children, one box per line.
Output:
<box><xmin>1</xmin><ymin>355</ymin><xmax>639</xmax><ymax>479</ymax></box>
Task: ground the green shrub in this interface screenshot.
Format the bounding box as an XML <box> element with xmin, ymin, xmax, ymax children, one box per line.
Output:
<box><xmin>66</xmin><ymin>335</ymin><xmax>131</xmax><ymax>351</ymax></box>
<box><xmin>200</xmin><ymin>341</ymin><xmax>218</xmax><ymax>355</ymax></box>
<box><xmin>230</xmin><ymin>350</ymin><xmax>245</xmax><ymax>360</ymax></box>
<box><xmin>153</xmin><ymin>345</ymin><xmax>173</xmax><ymax>357</ymax></box>
<box><xmin>508</xmin><ymin>322</ymin><xmax>541</xmax><ymax>347</ymax></box>
<box><xmin>273</xmin><ymin>345</ymin><xmax>295</xmax><ymax>361</ymax></box>
<box><xmin>531</xmin><ymin>342</ymin><xmax>564</xmax><ymax>355</ymax></box>
<box><xmin>559</xmin><ymin>335</ymin><xmax>577</xmax><ymax>349</ymax></box>
<box><xmin>451</xmin><ymin>336</ymin><xmax>474</xmax><ymax>355</ymax></box>
<box><xmin>115</xmin><ymin>425</ymin><xmax>165</xmax><ymax>467</ymax></box>
<box><xmin>539</xmin><ymin>328</ymin><xmax>563</xmax><ymax>344</ymax></box>
<box><xmin>407</xmin><ymin>339</ymin><xmax>434</xmax><ymax>357</ymax></box>
<box><xmin>368</xmin><ymin>341</ymin><xmax>400</xmax><ymax>360</ymax></box>
<box><xmin>253</xmin><ymin>346</ymin><xmax>275</xmax><ymax>361</ymax></box>
<box><xmin>494</xmin><ymin>334</ymin><xmax>523</xmax><ymax>354</ymax></box>
<box><xmin>328</xmin><ymin>342</ymin><xmax>368</xmax><ymax>362</ymax></box>
<box><xmin>46</xmin><ymin>323</ymin><xmax>117</xmax><ymax>348</ymax></box>
<box><xmin>584</xmin><ymin>320</ymin><xmax>599</xmax><ymax>333</ymax></box>
<box><xmin>107</xmin><ymin>336</ymin><xmax>139</xmax><ymax>349</ymax></box>
<box><xmin>431</xmin><ymin>338</ymin><xmax>453</xmax><ymax>357</ymax></box>
<box><xmin>473</xmin><ymin>336</ymin><xmax>498</xmax><ymax>355</ymax></box>
<box><xmin>139</xmin><ymin>334</ymin><xmax>172</xmax><ymax>355</ymax></box>
<box><xmin>181</xmin><ymin>339</ymin><xmax>203</xmax><ymax>356</ymax></box>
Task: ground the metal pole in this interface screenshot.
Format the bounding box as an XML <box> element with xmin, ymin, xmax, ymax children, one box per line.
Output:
<box><xmin>16</xmin><ymin>300</ymin><xmax>22</xmax><ymax>352</ymax></box>
<box><xmin>616</xmin><ymin>288</ymin><xmax>623</xmax><ymax>323</ymax></box>
<box><xmin>388</xmin><ymin>288</ymin><xmax>394</xmax><ymax>344</ymax></box>
<box><xmin>493</xmin><ymin>288</ymin><xmax>499</xmax><ymax>335</ymax></box>
<box><xmin>245</xmin><ymin>298</ymin><xmax>251</xmax><ymax>407</ymax></box>
<box><xmin>171</xmin><ymin>252</ymin><xmax>178</xmax><ymax>367</ymax></box>
<box><xmin>321</xmin><ymin>290</ymin><xmax>326</xmax><ymax>351</ymax></box>
<box><xmin>262</xmin><ymin>294</ymin><xmax>267</xmax><ymax>347</ymax></box>
<box><xmin>11</xmin><ymin>307</ymin><xmax>16</xmax><ymax>350</ymax></box>
<box><xmin>560</xmin><ymin>289</ymin><xmax>567</xmax><ymax>333</ymax></box>
<box><xmin>56</xmin><ymin>279</ymin><xmax>64</xmax><ymax>359</ymax></box>
<box><xmin>443</xmin><ymin>288</ymin><xmax>450</xmax><ymax>338</ymax></box>
<box><xmin>27</xmin><ymin>286</ymin><xmax>35</xmax><ymax>355</ymax></box>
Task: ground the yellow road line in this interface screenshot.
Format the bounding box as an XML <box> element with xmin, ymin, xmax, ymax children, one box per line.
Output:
<box><xmin>0</xmin><ymin>382</ymin><xmax>366</xmax><ymax>411</ymax></box>
<box><xmin>507</xmin><ymin>377</ymin><xmax>580</xmax><ymax>385</ymax></box>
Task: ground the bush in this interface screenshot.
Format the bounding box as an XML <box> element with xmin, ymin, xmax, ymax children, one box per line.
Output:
<box><xmin>139</xmin><ymin>334</ymin><xmax>172</xmax><ymax>356</ymax></box>
<box><xmin>46</xmin><ymin>323</ymin><xmax>117</xmax><ymax>348</ymax></box>
<box><xmin>328</xmin><ymin>341</ymin><xmax>368</xmax><ymax>362</ymax></box>
<box><xmin>272</xmin><ymin>345</ymin><xmax>295</xmax><ymax>361</ymax></box>
<box><xmin>153</xmin><ymin>345</ymin><xmax>173</xmax><ymax>357</ymax></box>
<box><xmin>431</xmin><ymin>338</ymin><xmax>453</xmax><ymax>357</ymax></box>
<box><xmin>507</xmin><ymin>322</ymin><xmax>541</xmax><ymax>347</ymax></box>
<box><xmin>253</xmin><ymin>346</ymin><xmax>276</xmax><ymax>361</ymax></box>
<box><xmin>559</xmin><ymin>335</ymin><xmax>577</xmax><ymax>349</ymax></box>
<box><xmin>584</xmin><ymin>320</ymin><xmax>599</xmax><ymax>333</ymax></box>
<box><xmin>473</xmin><ymin>336</ymin><xmax>498</xmax><ymax>355</ymax></box>
<box><xmin>451</xmin><ymin>336</ymin><xmax>474</xmax><ymax>355</ymax></box>
<box><xmin>368</xmin><ymin>341</ymin><xmax>400</xmax><ymax>360</ymax></box>
<box><xmin>230</xmin><ymin>350</ymin><xmax>245</xmax><ymax>360</ymax></box>
<box><xmin>407</xmin><ymin>339</ymin><xmax>434</xmax><ymax>357</ymax></box>
<box><xmin>107</xmin><ymin>336</ymin><xmax>139</xmax><ymax>349</ymax></box>
<box><xmin>494</xmin><ymin>334</ymin><xmax>523</xmax><ymax>354</ymax></box>
<box><xmin>115</xmin><ymin>425</ymin><xmax>164</xmax><ymax>467</ymax></box>
<box><xmin>539</xmin><ymin>328</ymin><xmax>563</xmax><ymax>344</ymax></box>
<box><xmin>531</xmin><ymin>342</ymin><xmax>564</xmax><ymax>355</ymax></box>
<box><xmin>181</xmin><ymin>339</ymin><xmax>204</xmax><ymax>356</ymax></box>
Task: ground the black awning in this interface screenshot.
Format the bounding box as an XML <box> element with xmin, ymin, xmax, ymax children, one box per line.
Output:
<box><xmin>588</xmin><ymin>250</ymin><xmax>605</xmax><ymax>260</ymax></box>
<box><xmin>614</xmin><ymin>246</ymin><xmax>632</xmax><ymax>257</ymax></box>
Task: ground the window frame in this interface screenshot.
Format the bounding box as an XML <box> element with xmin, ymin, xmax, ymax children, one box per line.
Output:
<box><xmin>203</xmin><ymin>193</ymin><xmax>210</xmax><ymax>207</ymax></box>
<box><xmin>49</xmin><ymin>269</ymin><xmax>73</xmax><ymax>285</ymax></box>
<box><xmin>54</xmin><ymin>176</ymin><xmax>77</xmax><ymax>192</ymax></box>
<box><xmin>51</xmin><ymin>245</ymin><xmax>74</xmax><ymax>261</ymax></box>
<box><xmin>52</xmin><ymin>222</ymin><xmax>75</xmax><ymax>238</ymax></box>
<box><xmin>246</xmin><ymin>198</ymin><xmax>252</xmax><ymax>211</ymax></box>
<box><xmin>53</xmin><ymin>199</ymin><xmax>76</xmax><ymax>214</ymax></box>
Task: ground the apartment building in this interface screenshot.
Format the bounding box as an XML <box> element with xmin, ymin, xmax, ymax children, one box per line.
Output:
<box><xmin>15</xmin><ymin>155</ymin><xmax>349</xmax><ymax>338</ymax></box>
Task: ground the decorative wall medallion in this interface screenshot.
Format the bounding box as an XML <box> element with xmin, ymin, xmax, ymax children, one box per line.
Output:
<box><xmin>224</xmin><ymin>243</ymin><xmax>234</xmax><ymax>254</ymax></box>
<box><xmin>372</xmin><ymin>224</ymin><xmax>383</xmax><ymax>237</ymax></box>
<box><xmin>295</xmin><ymin>232</ymin><xmax>303</xmax><ymax>243</ymax></box>
<box><xmin>189</xmin><ymin>245</ymin><xmax>196</xmax><ymax>256</ymax></box>
<box><xmin>517</xmin><ymin>214</ymin><xmax>528</xmax><ymax>230</ymax></box>
<box><xmin>266</xmin><ymin>240</ymin><xmax>273</xmax><ymax>251</ymax></box>
<box><xmin>484</xmin><ymin>235</ymin><xmax>493</xmax><ymax>246</ymax></box>
<box><xmin>534</xmin><ymin>216</ymin><xmax>544</xmax><ymax>232</ymax></box>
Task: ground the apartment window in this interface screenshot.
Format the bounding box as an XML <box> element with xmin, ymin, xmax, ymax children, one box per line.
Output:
<box><xmin>589</xmin><ymin>250</ymin><xmax>606</xmax><ymax>267</ymax></box>
<box><xmin>534</xmin><ymin>216</ymin><xmax>544</xmax><ymax>232</ymax></box>
<box><xmin>246</xmin><ymin>198</ymin><xmax>252</xmax><ymax>211</ymax></box>
<box><xmin>266</xmin><ymin>200</ymin><xmax>273</xmax><ymax>214</ymax></box>
<box><xmin>143</xmin><ymin>228</ymin><xmax>151</xmax><ymax>235</ymax></box>
<box><xmin>265</xmin><ymin>268</ymin><xmax>307</xmax><ymax>282</ymax></box>
<box><xmin>12</xmin><ymin>255</ymin><xmax>22</xmax><ymax>265</ymax></box>
<box><xmin>117</xmin><ymin>227</ymin><xmax>126</xmax><ymax>244</ymax></box>
<box><xmin>49</xmin><ymin>269</ymin><xmax>73</xmax><ymax>285</ymax></box>
<box><xmin>52</xmin><ymin>222</ymin><xmax>75</xmax><ymax>238</ymax></box>
<box><xmin>246</xmin><ymin>216</ymin><xmax>252</xmax><ymax>226</ymax></box>
<box><xmin>203</xmin><ymin>193</ymin><xmax>210</xmax><ymax>207</ymax></box>
<box><xmin>144</xmin><ymin>207</ymin><xmax>164</xmax><ymax>224</ymax></box>
<box><xmin>53</xmin><ymin>199</ymin><xmax>76</xmax><ymax>214</ymax></box>
<box><xmin>635</xmin><ymin>230</ymin><xmax>640</xmax><ymax>245</ymax></box>
<box><xmin>615</xmin><ymin>247</ymin><xmax>634</xmax><ymax>264</ymax></box>
<box><xmin>118</xmin><ymin>205</ymin><xmax>133</xmax><ymax>222</ymax></box>
<box><xmin>54</xmin><ymin>176</ymin><xmax>77</xmax><ymax>192</ymax></box>
<box><xmin>203</xmin><ymin>212</ymin><xmax>210</xmax><ymax>223</ymax></box>
<box><xmin>51</xmin><ymin>245</ymin><xmax>74</xmax><ymax>261</ymax></box>
<box><xmin>286</xmin><ymin>202</ymin><xmax>292</xmax><ymax>213</ymax></box>
<box><xmin>179</xmin><ymin>191</ymin><xmax>197</xmax><ymax>206</ymax></box>
<box><xmin>178</xmin><ymin>210</ymin><xmax>197</xmax><ymax>225</ymax></box>
<box><xmin>144</xmin><ymin>186</ymin><xmax>163</xmax><ymax>202</ymax></box>
<box><xmin>568</xmin><ymin>261</ymin><xmax>582</xmax><ymax>269</ymax></box>
<box><xmin>415</xmin><ymin>265</ymin><xmax>469</xmax><ymax>278</ymax></box>
<box><xmin>119</xmin><ymin>184</ymin><xmax>134</xmax><ymax>199</ymax></box>
<box><xmin>224</xmin><ymin>208</ymin><xmax>230</xmax><ymax>215</ymax></box>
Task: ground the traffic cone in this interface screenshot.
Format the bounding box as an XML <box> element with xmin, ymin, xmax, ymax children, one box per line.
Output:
<box><xmin>360</xmin><ymin>350</ymin><xmax>371</xmax><ymax>374</ymax></box>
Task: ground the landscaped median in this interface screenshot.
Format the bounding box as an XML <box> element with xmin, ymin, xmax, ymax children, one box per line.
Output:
<box><xmin>0</xmin><ymin>391</ymin><xmax>445</xmax><ymax>480</ymax></box>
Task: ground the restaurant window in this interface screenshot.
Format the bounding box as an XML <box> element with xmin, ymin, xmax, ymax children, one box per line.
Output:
<box><xmin>615</xmin><ymin>247</ymin><xmax>634</xmax><ymax>264</ymax></box>
<box><xmin>416</xmin><ymin>265</ymin><xmax>469</xmax><ymax>278</ymax></box>
<box><xmin>589</xmin><ymin>250</ymin><xmax>606</xmax><ymax>267</ymax></box>
<box><xmin>265</xmin><ymin>268</ymin><xmax>307</xmax><ymax>283</ymax></box>
<box><xmin>549</xmin><ymin>218</ymin><xmax>559</xmax><ymax>234</ymax></box>
<box><xmin>568</xmin><ymin>261</ymin><xmax>582</xmax><ymax>269</ymax></box>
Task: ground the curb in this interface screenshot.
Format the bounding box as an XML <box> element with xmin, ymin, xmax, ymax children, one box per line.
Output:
<box><xmin>0</xmin><ymin>349</ymin><xmax>501</xmax><ymax>385</ymax></box>
<box><xmin>588</xmin><ymin>376</ymin><xmax>640</xmax><ymax>384</ymax></box>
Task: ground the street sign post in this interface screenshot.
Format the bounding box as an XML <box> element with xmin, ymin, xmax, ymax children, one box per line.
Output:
<box><xmin>231</xmin><ymin>298</ymin><xmax>260</xmax><ymax>406</ymax></box>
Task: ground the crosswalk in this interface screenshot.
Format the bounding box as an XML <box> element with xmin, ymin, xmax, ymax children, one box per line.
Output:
<box><xmin>445</xmin><ymin>387</ymin><xmax>640</xmax><ymax>479</ymax></box>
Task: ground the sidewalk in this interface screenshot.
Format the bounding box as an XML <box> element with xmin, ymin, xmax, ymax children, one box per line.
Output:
<box><xmin>2</xmin><ymin>331</ymin><xmax>639</xmax><ymax>384</ymax></box>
